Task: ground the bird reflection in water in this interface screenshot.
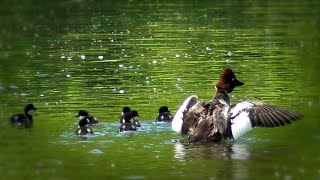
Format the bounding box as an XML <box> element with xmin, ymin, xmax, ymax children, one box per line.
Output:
<box><xmin>173</xmin><ymin>141</ymin><xmax>251</xmax><ymax>179</ymax></box>
<box><xmin>173</xmin><ymin>141</ymin><xmax>250</xmax><ymax>161</ymax></box>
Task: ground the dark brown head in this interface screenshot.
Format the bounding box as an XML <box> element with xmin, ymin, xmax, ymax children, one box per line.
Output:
<box><xmin>215</xmin><ymin>68</ymin><xmax>244</xmax><ymax>93</ymax></box>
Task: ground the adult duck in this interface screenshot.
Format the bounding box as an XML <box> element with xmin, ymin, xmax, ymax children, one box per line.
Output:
<box><xmin>172</xmin><ymin>68</ymin><xmax>302</xmax><ymax>143</ymax></box>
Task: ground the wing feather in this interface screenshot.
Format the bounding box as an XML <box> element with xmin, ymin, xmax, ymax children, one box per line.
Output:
<box><xmin>229</xmin><ymin>101</ymin><xmax>302</xmax><ymax>139</ymax></box>
<box><xmin>172</xmin><ymin>96</ymin><xmax>200</xmax><ymax>134</ymax></box>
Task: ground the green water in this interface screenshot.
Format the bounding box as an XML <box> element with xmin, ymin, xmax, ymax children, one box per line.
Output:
<box><xmin>0</xmin><ymin>0</ymin><xmax>319</xmax><ymax>179</ymax></box>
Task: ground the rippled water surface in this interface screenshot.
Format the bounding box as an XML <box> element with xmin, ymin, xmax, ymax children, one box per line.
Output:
<box><xmin>0</xmin><ymin>1</ymin><xmax>320</xmax><ymax>179</ymax></box>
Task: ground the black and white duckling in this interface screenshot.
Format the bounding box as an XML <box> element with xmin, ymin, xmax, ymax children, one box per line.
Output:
<box><xmin>155</xmin><ymin>106</ymin><xmax>173</xmax><ymax>122</ymax></box>
<box><xmin>118</xmin><ymin>110</ymin><xmax>141</xmax><ymax>132</ymax></box>
<box><xmin>172</xmin><ymin>68</ymin><xmax>302</xmax><ymax>143</ymax></box>
<box><xmin>119</xmin><ymin>106</ymin><xmax>131</xmax><ymax>123</ymax></box>
<box><xmin>9</xmin><ymin>104</ymin><xmax>37</xmax><ymax>128</ymax></box>
<box><xmin>74</xmin><ymin>111</ymin><xmax>94</xmax><ymax>135</ymax></box>
<box><xmin>75</xmin><ymin>110</ymin><xmax>99</xmax><ymax>126</ymax></box>
<box><xmin>74</xmin><ymin>124</ymin><xmax>94</xmax><ymax>136</ymax></box>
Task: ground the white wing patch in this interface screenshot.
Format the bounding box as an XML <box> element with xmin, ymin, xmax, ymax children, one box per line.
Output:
<box><xmin>230</xmin><ymin>111</ymin><xmax>253</xmax><ymax>140</ymax></box>
<box><xmin>172</xmin><ymin>96</ymin><xmax>198</xmax><ymax>134</ymax></box>
<box><xmin>229</xmin><ymin>101</ymin><xmax>254</xmax><ymax>117</ymax></box>
<box><xmin>229</xmin><ymin>101</ymin><xmax>256</xmax><ymax>140</ymax></box>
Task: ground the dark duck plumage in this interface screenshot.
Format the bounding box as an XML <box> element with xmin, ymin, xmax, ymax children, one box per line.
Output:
<box><xmin>9</xmin><ymin>104</ymin><xmax>37</xmax><ymax>128</ymax></box>
<box><xmin>155</xmin><ymin>106</ymin><xmax>173</xmax><ymax>122</ymax></box>
<box><xmin>75</xmin><ymin>110</ymin><xmax>99</xmax><ymax>126</ymax></box>
<box><xmin>172</xmin><ymin>68</ymin><xmax>302</xmax><ymax>143</ymax></box>
<box><xmin>119</xmin><ymin>110</ymin><xmax>141</xmax><ymax>132</ymax></box>
<box><xmin>74</xmin><ymin>110</ymin><xmax>95</xmax><ymax>135</ymax></box>
<box><xmin>119</xmin><ymin>106</ymin><xmax>131</xmax><ymax>124</ymax></box>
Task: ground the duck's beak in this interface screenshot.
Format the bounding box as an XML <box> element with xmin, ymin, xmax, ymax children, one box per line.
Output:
<box><xmin>235</xmin><ymin>79</ymin><xmax>244</xmax><ymax>86</ymax></box>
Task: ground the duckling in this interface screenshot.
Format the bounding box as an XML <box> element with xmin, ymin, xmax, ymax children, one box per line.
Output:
<box><xmin>74</xmin><ymin>123</ymin><xmax>94</xmax><ymax>136</ymax></box>
<box><xmin>118</xmin><ymin>110</ymin><xmax>140</xmax><ymax>132</ymax></box>
<box><xmin>74</xmin><ymin>112</ymin><xmax>94</xmax><ymax>136</ymax></box>
<box><xmin>119</xmin><ymin>106</ymin><xmax>131</xmax><ymax>124</ymax></box>
<box><xmin>155</xmin><ymin>106</ymin><xmax>173</xmax><ymax>122</ymax></box>
<box><xmin>172</xmin><ymin>68</ymin><xmax>302</xmax><ymax>143</ymax></box>
<box><xmin>75</xmin><ymin>110</ymin><xmax>99</xmax><ymax>126</ymax></box>
<box><xmin>9</xmin><ymin>104</ymin><xmax>37</xmax><ymax>128</ymax></box>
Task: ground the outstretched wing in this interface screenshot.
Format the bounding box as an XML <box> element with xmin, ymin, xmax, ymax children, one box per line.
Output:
<box><xmin>172</xmin><ymin>95</ymin><xmax>200</xmax><ymax>134</ymax></box>
<box><xmin>228</xmin><ymin>101</ymin><xmax>302</xmax><ymax>140</ymax></box>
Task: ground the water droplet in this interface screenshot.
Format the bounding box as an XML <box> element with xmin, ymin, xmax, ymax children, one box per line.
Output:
<box><xmin>98</xmin><ymin>55</ymin><xmax>103</xmax><ymax>60</ymax></box>
<box><xmin>119</xmin><ymin>64</ymin><xmax>124</xmax><ymax>68</ymax></box>
<box><xmin>227</xmin><ymin>52</ymin><xmax>233</xmax><ymax>56</ymax></box>
<box><xmin>10</xmin><ymin>85</ymin><xmax>18</xmax><ymax>89</ymax></box>
<box><xmin>119</xmin><ymin>89</ymin><xmax>125</xmax><ymax>94</ymax></box>
<box><xmin>66</xmin><ymin>74</ymin><xmax>71</xmax><ymax>78</ymax></box>
<box><xmin>175</xmin><ymin>54</ymin><xmax>181</xmax><ymax>58</ymax></box>
<box><xmin>80</xmin><ymin>55</ymin><xmax>86</xmax><ymax>60</ymax></box>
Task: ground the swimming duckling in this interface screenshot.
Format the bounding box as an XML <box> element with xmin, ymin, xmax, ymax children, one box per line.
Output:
<box><xmin>118</xmin><ymin>110</ymin><xmax>140</xmax><ymax>132</ymax></box>
<box><xmin>75</xmin><ymin>110</ymin><xmax>99</xmax><ymax>126</ymax></box>
<box><xmin>74</xmin><ymin>110</ymin><xmax>95</xmax><ymax>135</ymax></box>
<box><xmin>155</xmin><ymin>106</ymin><xmax>173</xmax><ymax>122</ymax></box>
<box><xmin>119</xmin><ymin>106</ymin><xmax>131</xmax><ymax>124</ymax></box>
<box><xmin>9</xmin><ymin>104</ymin><xmax>37</xmax><ymax>128</ymax></box>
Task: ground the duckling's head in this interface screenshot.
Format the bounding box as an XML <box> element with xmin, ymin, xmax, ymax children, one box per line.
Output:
<box><xmin>131</xmin><ymin>110</ymin><xmax>139</xmax><ymax>117</ymax></box>
<box><xmin>123</xmin><ymin>110</ymin><xmax>139</xmax><ymax>123</ymax></box>
<box><xmin>75</xmin><ymin>110</ymin><xmax>89</xmax><ymax>120</ymax></box>
<box><xmin>158</xmin><ymin>106</ymin><xmax>170</xmax><ymax>114</ymax></box>
<box><xmin>24</xmin><ymin>104</ymin><xmax>37</xmax><ymax>115</ymax></box>
<box><xmin>122</xmin><ymin>106</ymin><xmax>131</xmax><ymax>115</ymax></box>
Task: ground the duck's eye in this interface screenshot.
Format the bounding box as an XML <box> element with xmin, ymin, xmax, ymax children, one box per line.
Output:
<box><xmin>231</xmin><ymin>78</ymin><xmax>235</xmax><ymax>81</ymax></box>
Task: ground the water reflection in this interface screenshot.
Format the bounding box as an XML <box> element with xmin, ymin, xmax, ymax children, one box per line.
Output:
<box><xmin>173</xmin><ymin>141</ymin><xmax>252</xmax><ymax>179</ymax></box>
<box><xmin>174</xmin><ymin>141</ymin><xmax>250</xmax><ymax>161</ymax></box>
